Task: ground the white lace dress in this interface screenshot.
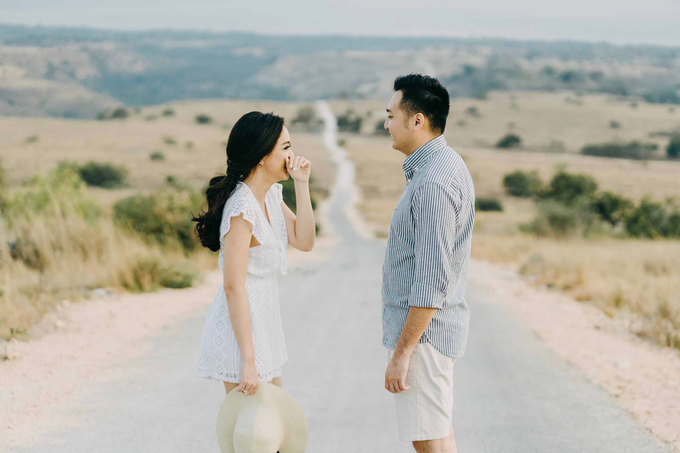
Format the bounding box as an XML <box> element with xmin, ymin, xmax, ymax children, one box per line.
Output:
<box><xmin>197</xmin><ymin>181</ymin><xmax>289</xmax><ymax>383</ymax></box>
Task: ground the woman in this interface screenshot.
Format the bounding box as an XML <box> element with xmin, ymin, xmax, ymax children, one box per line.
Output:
<box><xmin>193</xmin><ymin>111</ymin><xmax>315</xmax><ymax>397</ymax></box>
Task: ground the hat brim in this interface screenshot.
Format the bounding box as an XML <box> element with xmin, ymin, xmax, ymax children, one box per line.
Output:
<box><xmin>216</xmin><ymin>383</ymin><xmax>308</xmax><ymax>453</ymax></box>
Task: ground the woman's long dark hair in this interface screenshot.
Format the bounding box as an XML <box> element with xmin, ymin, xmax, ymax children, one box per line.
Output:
<box><xmin>192</xmin><ymin>111</ymin><xmax>285</xmax><ymax>252</ymax></box>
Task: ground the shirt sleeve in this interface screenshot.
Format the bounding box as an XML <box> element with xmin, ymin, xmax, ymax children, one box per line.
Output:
<box><xmin>407</xmin><ymin>182</ymin><xmax>460</xmax><ymax>309</ymax></box>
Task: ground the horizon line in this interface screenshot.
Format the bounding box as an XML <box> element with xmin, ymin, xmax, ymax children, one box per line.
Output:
<box><xmin>1</xmin><ymin>21</ymin><xmax>679</xmax><ymax>50</ymax></box>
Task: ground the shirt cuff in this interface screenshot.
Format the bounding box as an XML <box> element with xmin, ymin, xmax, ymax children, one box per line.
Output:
<box><xmin>408</xmin><ymin>281</ymin><xmax>446</xmax><ymax>309</ymax></box>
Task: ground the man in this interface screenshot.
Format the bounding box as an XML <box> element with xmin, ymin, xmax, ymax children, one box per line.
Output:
<box><xmin>382</xmin><ymin>74</ymin><xmax>475</xmax><ymax>453</ymax></box>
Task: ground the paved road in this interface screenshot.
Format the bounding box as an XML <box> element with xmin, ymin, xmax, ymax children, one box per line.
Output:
<box><xmin>14</xmin><ymin>102</ymin><xmax>671</xmax><ymax>453</ymax></box>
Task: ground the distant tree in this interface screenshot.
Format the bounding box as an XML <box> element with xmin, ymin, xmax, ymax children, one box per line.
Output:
<box><xmin>643</xmin><ymin>88</ymin><xmax>680</xmax><ymax>105</ymax></box>
<box><xmin>97</xmin><ymin>107</ymin><xmax>129</xmax><ymax>121</ymax></box>
<box><xmin>581</xmin><ymin>141</ymin><xmax>657</xmax><ymax>160</ymax></box>
<box><xmin>74</xmin><ymin>161</ymin><xmax>128</xmax><ymax>189</ymax></box>
<box><xmin>162</xmin><ymin>108</ymin><xmax>175</xmax><ymax>117</ymax></box>
<box><xmin>542</xmin><ymin>171</ymin><xmax>598</xmax><ymax>205</ymax></box>
<box><xmin>291</xmin><ymin>106</ymin><xmax>316</xmax><ymax>124</ymax></box>
<box><xmin>465</xmin><ymin>106</ymin><xmax>481</xmax><ymax>118</ymax></box>
<box><xmin>503</xmin><ymin>170</ymin><xmax>543</xmax><ymax>198</ymax></box>
<box><xmin>195</xmin><ymin>114</ymin><xmax>213</xmax><ymax>125</ymax></box>
<box><xmin>560</xmin><ymin>71</ymin><xmax>584</xmax><ymax>84</ymax></box>
<box><xmin>475</xmin><ymin>197</ymin><xmax>503</xmax><ymax>212</ymax></box>
<box><xmin>496</xmin><ymin>133</ymin><xmax>522</xmax><ymax>149</ymax></box>
<box><xmin>609</xmin><ymin>120</ymin><xmax>621</xmax><ymax>129</ymax></box>
<box><xmin>541</xmin><ymin>65</ymin><xmax>556</xmax><ymax>76</ymax></box>
<box><xmin>337</xmin><ymin>110</ymin><xmax>362</xmax><ymax>133</ymax></box>
<box><xmin>590</xmin><ymin>191</ymin><xmax>633</xmax><ymax>226</ymax></box>
<box><xmin>374</xmin><ymin>119</ymin><xmax>390</xmax><ymax>136</ymax></box>
<box><xmin>668</xmin><ymin>135</ymin><xmax>680</xmax><ymax>159</ymax></box>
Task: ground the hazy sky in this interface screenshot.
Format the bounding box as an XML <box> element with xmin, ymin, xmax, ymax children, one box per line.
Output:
<box><xmin>3</xmin><ymin>0</ymin><xmax>680</xmax><ymax>46</ymax></box>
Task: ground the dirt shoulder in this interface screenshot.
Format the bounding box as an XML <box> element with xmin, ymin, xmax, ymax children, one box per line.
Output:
<box><xmin>0</xmin><ymin>240</ymin><xmax>334</xmax><ymax>448</ymax></box>
<box><xmin>470</xmin><ymin>260</ymin><xmax>680</xmax><ymax>452</ymax></box>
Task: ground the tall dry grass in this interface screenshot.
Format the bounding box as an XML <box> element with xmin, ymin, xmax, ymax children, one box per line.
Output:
<box><xmin>473</xmin><ymin>233</ymin><xmax>680</xmax><ymax>349</ymax></box>
<box><xmin>0</xmin><ymin>165</ymin><xmax>207</xmax><ymax>339</ymax></box>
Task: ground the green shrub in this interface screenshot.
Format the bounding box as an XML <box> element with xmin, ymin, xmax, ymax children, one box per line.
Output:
<box><xmin>502</xmin><ymin>170</ymin><xmax>543</xmax><ymax>198</ymax></box>
<box><xmin>291</xmin><ymin>106</ymin><xmax>316</xmax><ymax>124</ymax></box>
<box><xmin>26</xmin><ymin>135</ymin><xmax>39</xmax><ymax>144</ymax></box>
<box><xmin>75</xmin><ymin>161</ymin><xmax>128</xmax><ymax>189</ymax></box>
<box><xmin>162</xmin><ymin>108</ymin><xmax>175</xmax><ymax>117</ymax></box>
<box><xmin>113</xmin><ymin>189</ymin><xmax>203</xmax><ymax>252</ymax></box>
<box><xmin>624</xmin><ymin>198</ymin><xmax>680</xmax><ymax>239</ymax></box>
<box><xmin>581</xmin><ymin>141</ymin><xmax>658</xmax><ymax>160</ymax></box>
<box><xmin>280</xmin><ymin>178</ymin><xmax>318</xmax><ymax>213</ymax></box>
<box><xmin>496</xmin><ymin>133</ymin><xmax>522</xmax><ymax>149</ymax></box>
<box><xmin>590</xmin><ymin>191</ymin><xmax>633</xmax><ymax>226</ymax></box>
<box><xmin>163</xmin><ymin>136</ymin><xmax>177</xmax><ymax>145</ymax></box>
<box><xmin>542</xmin><ymin>171</ymin><xmax>598</xmax><ymax>205</ymax></box>
<box><xmin>337</xmin><ymin>110</ymin><xmax>363</xmax><ymax>133</ymax></box>
<box><xmin>122</xmin><ymin>257</ymin><xmax>194</xmax><ymax>292</ymax></box>
<box><xmin>667</xmin><ymin>135</ymin><xmax>680</xmax><ymax>159</ymax></box>
<box><xmin>465</xmin><ymin>106</ymin><xmax>480</xmax><ymax>118</ymax></box>
<box><xmin>159</xmin><ymin>263</ymin><xmax>198</xmax><ymax>289</ymax></box>
<box><xmin>642</xmin><ymin>88</ymin><xmax>680</xmax><ymax>105</ymax></box>
<box><xmin>374</xmin><ymin>119</ymin><xmax>390</xmax><ymax>136</ymax></box>
<box><xmin>609</xmin><ymin>120</ymin><xmax>621</xmax><ymax>129</ymax></box>
<box><xmin>195</xmin><ymin>114</ymin><xmax>213</xmax><ymax>125</ymax></box>
<box><xmin>97</xmin><ymin>107</ymin><xmax>129</xmax><ymax>120</ymax></box>
<box><xmin>475</xmin><ymin>197</ymin><xmax>503</xmax><ymax>212</ymax></box>
<box><xmin>520</xmin><ymin>200</ymin><xmax>600</xmax><ymax>238</ymax></box>
<box><xmin>150</xmin><ymin>151</ymin><xmax>165</xmax><ymax>161</ymax></box>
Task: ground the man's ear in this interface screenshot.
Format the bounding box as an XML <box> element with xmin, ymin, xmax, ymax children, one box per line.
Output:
<box><xmin>413</xmin><ymin>113</ymin><xmax>426</xmax><ymax>131</ymax></box>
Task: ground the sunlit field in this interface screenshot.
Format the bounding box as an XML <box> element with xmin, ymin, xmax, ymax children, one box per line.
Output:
<box><xmin>335</xmin><ymin>92</ymin><xmax>680</xmax><ymax>350</ymax></box>
<box><xmin>0</xmin><ymin>100</ymin><xmax>335</xmax><ymax>338</ymax></box>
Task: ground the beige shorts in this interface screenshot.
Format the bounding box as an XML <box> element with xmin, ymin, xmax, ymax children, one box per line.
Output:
<box><xmin>387</xmin><ymin>343</ymin><xmax>456</xmax><ymax>442</ymax></box>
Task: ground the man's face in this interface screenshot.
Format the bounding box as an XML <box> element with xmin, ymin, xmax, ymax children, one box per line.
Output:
<box><xmin>385</xmin><ymin>91</ymin><xmax>412</xmax><ymax>153</ymax></box>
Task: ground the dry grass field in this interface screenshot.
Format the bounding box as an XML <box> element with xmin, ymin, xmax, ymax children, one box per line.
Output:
<box><xmin>332</xmin><ymin>91</ymin><xmax>680</xmax><ymax>155</ymax></box>
<box><xmin>2</xmin><ymin>100</ymin><xmax>334</xmax><ymax>205</ymax></box>
<box><xmin>0</xmin><ymin>100</ymin><xmax>334</xmax><ymax>339</ymax></box>
<box><xmin>336</xmin><ymin>91</ymin><xmax>680</xmax><ymax>350</ymax></box>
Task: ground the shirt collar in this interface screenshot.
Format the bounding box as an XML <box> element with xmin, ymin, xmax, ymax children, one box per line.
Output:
<box><xmin>402</xmin><ymin>135</ymin><xmax>447</xmax><ymax>180</ymax></box>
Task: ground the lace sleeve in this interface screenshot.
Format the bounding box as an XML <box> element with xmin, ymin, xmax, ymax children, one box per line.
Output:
<box><xmin>219</xmin><ymin>196</ymin><xmax>265</xmax><ymax>247</ymax></box>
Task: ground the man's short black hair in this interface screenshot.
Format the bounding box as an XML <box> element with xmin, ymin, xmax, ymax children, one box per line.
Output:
<box><xmin>393</xmin><ymin>74</ymin><xmax>450</xmax><ymax>134</ymax></box>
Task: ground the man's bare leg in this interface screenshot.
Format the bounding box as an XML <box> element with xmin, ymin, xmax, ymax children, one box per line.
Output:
<box><xmin>412</xmin><ymin>426</ymin><xmax>458</xmax><ymax>453</ymax></box>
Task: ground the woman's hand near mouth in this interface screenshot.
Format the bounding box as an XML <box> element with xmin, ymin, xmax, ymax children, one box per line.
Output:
<box><xmin>286</xmin><ymin>155</ymin><xmax>311</xmax><ymax>183</ymax></box>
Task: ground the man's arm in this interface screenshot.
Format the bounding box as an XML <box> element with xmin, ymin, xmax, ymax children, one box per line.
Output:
<box><xmin>385</xmin><ymin>182</ymin><xmax>459</xmax><ymax>394</ymax></box>
<box><xmin>385</xmin><ymin>307</ymin><xmax>436</xmax><ymax>393</ymax></box>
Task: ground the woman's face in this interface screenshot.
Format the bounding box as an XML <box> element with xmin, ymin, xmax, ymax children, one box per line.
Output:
<box><xmin>262</xmin><ymin>126</ymin><xmax>294</xmax><ymax>182</ymax></box>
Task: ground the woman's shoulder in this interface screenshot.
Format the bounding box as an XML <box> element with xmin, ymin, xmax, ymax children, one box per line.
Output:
<box><xmin>222</xmin><ymin>183</ymin><xmax>256</xmax><ymax>217</ymax></box>
<box><xmin>269</xmin><ymin>182</ymin><xmax>284</xmax><ymax>203</ymax></box>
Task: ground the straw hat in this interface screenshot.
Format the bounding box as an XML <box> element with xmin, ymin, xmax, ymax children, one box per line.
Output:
<box><xmin>216</xmin><ymin>383</ymin><xmax>308</xmax><ymax>453</ymax></box>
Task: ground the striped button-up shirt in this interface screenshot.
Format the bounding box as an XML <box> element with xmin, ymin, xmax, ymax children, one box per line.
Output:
<box><xmin>382</xmin><ymin>135</ymin><xmax>475</xmax><ymax>358</ymax></box>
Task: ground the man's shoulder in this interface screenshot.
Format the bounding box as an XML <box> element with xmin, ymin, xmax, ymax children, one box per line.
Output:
<box><xmin>419</xmin><ymin>147</ymin><xmax>470</xmax><ymax>185</ymax></box>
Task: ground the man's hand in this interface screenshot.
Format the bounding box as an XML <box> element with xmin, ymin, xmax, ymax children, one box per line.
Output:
<box><xmin>385</xmin><ymin>354</ymin><xmax>411</xmax><ymax>394</ymax></box>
